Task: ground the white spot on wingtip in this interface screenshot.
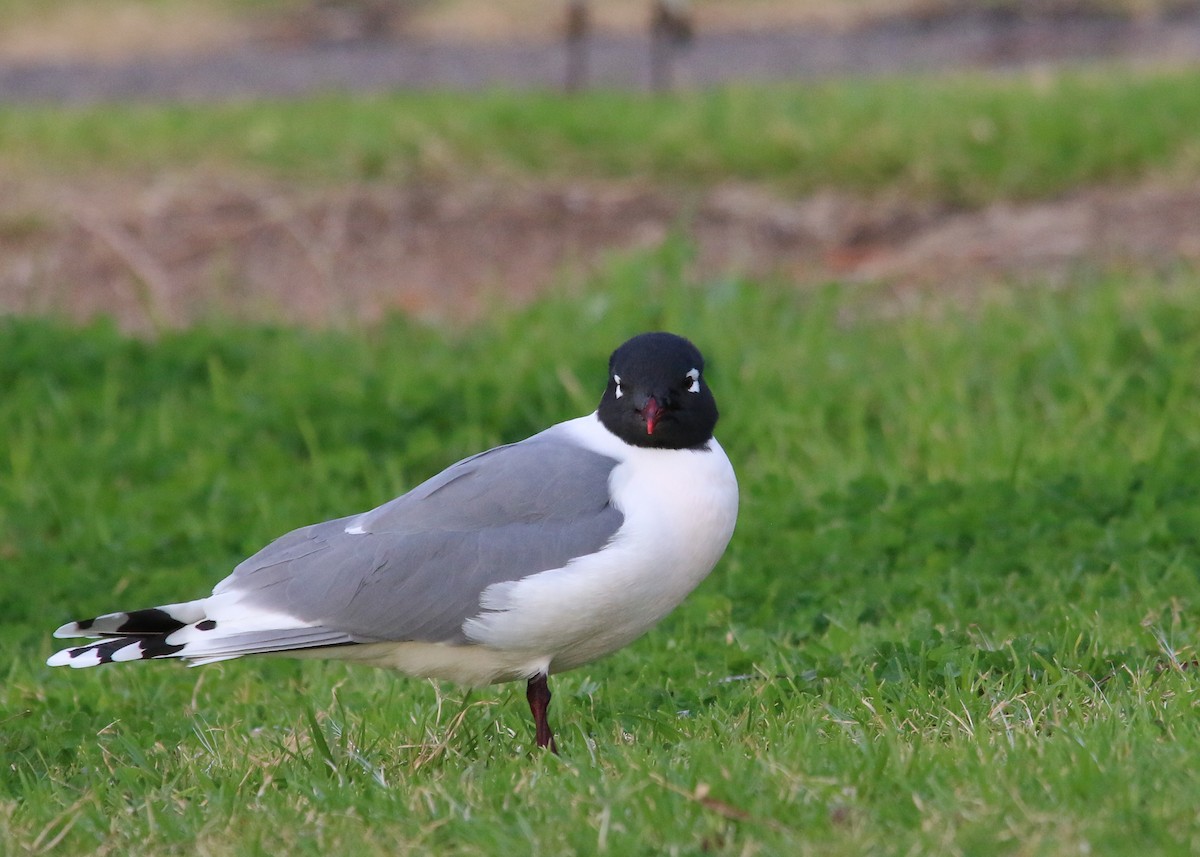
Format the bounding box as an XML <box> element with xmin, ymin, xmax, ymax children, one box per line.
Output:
<box><xmin>345</xmin><ymin>523</ymin><xmax>366</xmax><ymax>535</ymax></box>
<box><xmin>68</xmin><ymin>649</ymin><xmax>102</xmax><ymax>669</ymax></box>
<box><xmin>111</xmin><ymin>643</ymin><xmax>145</xmax><ymax>663</ymax></box>
<box><xmin>46</xmin><ymin>650</ymin><xmax>72</xmax><ymax>667</ymax></box>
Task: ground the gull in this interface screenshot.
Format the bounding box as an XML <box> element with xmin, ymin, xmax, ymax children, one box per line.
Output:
<box><xmin>49</xmin><ymin>331</ymin><xmax>738</xmax><ymax>753</ymax></box>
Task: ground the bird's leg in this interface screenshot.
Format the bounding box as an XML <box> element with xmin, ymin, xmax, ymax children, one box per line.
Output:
<box><xmin>526</xmin><ymin>674</ymin><xmax>559</xmax><ymax>754</ymax></box>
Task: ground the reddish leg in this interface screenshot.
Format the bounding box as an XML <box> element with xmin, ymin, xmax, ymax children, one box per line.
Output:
<box><xmin>526</xmin><ymin>674</ymin><xmax>559</xmax><ymax>754</ymax></box>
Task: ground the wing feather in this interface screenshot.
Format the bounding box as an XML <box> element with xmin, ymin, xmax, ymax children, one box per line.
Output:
<box><xmin>215</xmin><ymin>429</ymin><xmax>623</xmax><ymax>644</ymax></box>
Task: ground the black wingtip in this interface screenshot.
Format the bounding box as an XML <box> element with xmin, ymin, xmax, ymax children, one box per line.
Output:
<box><xmin>47</xmin><ymin>637</ymin><xmax>186</xmax><ymax>668</ymax></box>
<box><xmin>114</xmin><ymin>608</ymin><xmax>189</xmax><ymax>636</ymax></box>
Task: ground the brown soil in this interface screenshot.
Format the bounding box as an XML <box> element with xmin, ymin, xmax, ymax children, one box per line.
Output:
<box><xmin>3</xmin><ymin>174</ymin><xmax>1197</xmax><ymax>330</ymax></box>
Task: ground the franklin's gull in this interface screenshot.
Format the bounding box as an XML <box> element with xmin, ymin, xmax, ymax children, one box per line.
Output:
<box><xmin>49</xmin><ymin>331</ymin><xmax>739</xmax><ymax>753</ymax></box>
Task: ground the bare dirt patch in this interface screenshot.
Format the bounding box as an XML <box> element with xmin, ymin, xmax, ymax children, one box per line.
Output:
<box><xmin>2</xmin><ymin>174</ymin><xmax>1197</xmax><ymax>330</ymax></box>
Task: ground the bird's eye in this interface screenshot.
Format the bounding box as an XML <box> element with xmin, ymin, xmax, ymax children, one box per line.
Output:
<box><xmin>613</xmin><ymin>374</ymin><xmax>623</xmax><ymax>399</ymax></box>
<box><xmin>685</xmin><ymin>368</ymin><xmax>700</xmax><ymax>393</ymax></box>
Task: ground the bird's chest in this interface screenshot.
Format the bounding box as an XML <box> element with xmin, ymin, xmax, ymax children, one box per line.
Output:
<box><xmin>544</xmin><ymin>444</ymin><xmax>738</xmax><ymax>664</ymax></box>
<box><xmin>460</xmin><ymin>434</ymin><xmax>738</xmax><ymax>672</ymax></box>
<box><xmin>606</xmin><ymin>446</ymin><xmax>739</xmax><ymax>590</ymax></box>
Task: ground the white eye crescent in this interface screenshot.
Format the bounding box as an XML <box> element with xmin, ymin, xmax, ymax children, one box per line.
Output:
<box><xmin>614</xmin><ymin>374</ymin><xmax>623</xmax><ymax>399</ymax></box>
<box><xmin>686</xmin><ymin>368</ymin><xmax>700</xmax><ymax>393</ymax></box>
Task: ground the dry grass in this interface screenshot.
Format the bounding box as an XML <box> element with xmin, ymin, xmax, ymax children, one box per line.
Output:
<box><xmin>3</xmin><ymin>169</ymin><xmax>1199</xmax><ymax>331</ymax></box>
<box><xmin>0</xmin><ymin>0</ymin><xmax>889</xmax><ymax>63</ymax></box>
<box><xmin>0</xmin><ymin>0</ymin><xmax>247</xmax><ymax>62</ymax></box>
<box><xmin>5</xmin><ymin>0</ymin><xmax>1196</xmax><ymax>63</ymax></box>
<box><xmin>402</xmin><ymin>0</ymin><xmax>919</xmax><ymax>41</ymax></box>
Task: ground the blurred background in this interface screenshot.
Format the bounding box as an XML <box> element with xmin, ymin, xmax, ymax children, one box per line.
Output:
<box><xmin>1</xmin><ymin>0</ymin><xmax>1199</xmax><ymax>329</ymax></box>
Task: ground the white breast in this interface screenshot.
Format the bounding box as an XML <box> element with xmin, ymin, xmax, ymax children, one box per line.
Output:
<box><xmin>460</xmin><ymin>413</ymin><xmax>739</xmax><ymax>677</ymax></box>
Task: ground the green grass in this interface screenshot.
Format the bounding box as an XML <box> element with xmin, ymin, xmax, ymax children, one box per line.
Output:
<box><xmin>3</xmin><ymin>68</ymin><xmax>1200</xmax><ymax>203</ymax></box>
<box><xmin>4</xmin><ymin>254</ymin><xmax>1200</xmax><ymax>854</ymax></box>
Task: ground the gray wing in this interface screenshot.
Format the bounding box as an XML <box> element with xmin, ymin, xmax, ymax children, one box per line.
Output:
<box><xmin>214</xmin><ymin>430</ymin><xmax>623</xmax><ymax>644</ymax></box>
